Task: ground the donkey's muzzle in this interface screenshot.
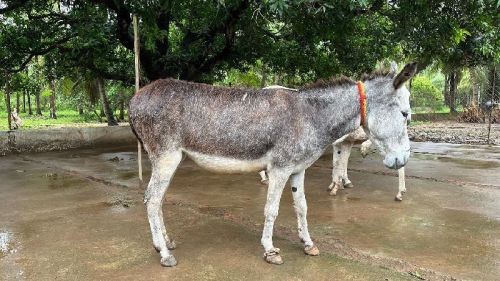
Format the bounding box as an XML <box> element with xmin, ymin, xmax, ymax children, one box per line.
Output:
<box><xmin>383</xmin><ymin>151</ymin><xmax>409</xmax><ymax>170</ymax></box>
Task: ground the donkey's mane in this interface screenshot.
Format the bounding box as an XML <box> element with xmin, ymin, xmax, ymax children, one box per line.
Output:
<box><xmin>301</xmin><ymin>68</ymin><xmax>395</xmax><ymax>90</ymax></box>
<box><xmin>301</xmin><ymin>75</ymin><xmax>355</xmax><ymax>90</ymax></box>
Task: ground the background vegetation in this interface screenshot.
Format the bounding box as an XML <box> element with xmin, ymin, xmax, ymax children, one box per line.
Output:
<box><xmin>1</xmin><ymin>0</ymin><xmax>498</xmax><ymax>130</ymax></box>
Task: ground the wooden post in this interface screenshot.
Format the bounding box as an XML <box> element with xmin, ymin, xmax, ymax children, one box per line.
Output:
<box><xmin>134</xmin><ymin>14</ymin><xmax>143</xmax><ymax>181</ymax></box>
<box><xmin>5</xmin><ymin>82</ymin><xmax>12</xmax><ymax>131</ymax></box>
<box><xmin>487</xmin><ymin>65</ymin><xmax>496</xmax><ymax>144</ymax></box>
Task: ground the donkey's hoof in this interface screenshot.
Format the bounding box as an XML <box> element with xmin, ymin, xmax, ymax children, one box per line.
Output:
<box><xmin>304</xmin><ymin>245</ymin><xmax>320</xmax><ymax>256</ymax></box>
<box><xmin>166</xmin><ymin>240</ymin><xmax>177</xmax><ymax>250</ymax></box>
<box><xmin>344</xmin><ymin>182</ymin><xmax>354</xmax><ymax>189</ymax></box>
<box><xmin>160</xmin><ymin>255</ymin><xmax>178</xmax><ymax>267</ymax></box>
<box><xmin>395</xmin><ymin>195</ymin><xmax>403</xmax><ymax>201</ymax></box>
<box><xmin>260</xmin><ymin>179</ymin><xmax>269</xmax><ymax>186</ymax></box>
<box><xmin>329</xmin><ymin>189</ymin><xmax>337</xmax><ymax>196</ymax></box>
<box><xmin>263</xmin><ymin>248</ymin><xmax>283</xmax><ymax>265</ymax></box>
<box><xmin>327</xmin><ymin>183</ymin><xmax>334</xmax><ymax>191</ymax></box>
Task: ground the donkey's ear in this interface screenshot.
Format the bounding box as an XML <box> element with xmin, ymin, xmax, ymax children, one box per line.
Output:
<box><xmin>393</xmin><ymin>62</ymin><xmax>418</xmax><ymax>89</ymax></box>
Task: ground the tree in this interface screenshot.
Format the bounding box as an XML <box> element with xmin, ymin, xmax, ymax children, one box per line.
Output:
<box><xmin>96</xmin><ymin>77</ymin><xmax>118</xmax><ymax>126</ymax></box>
<box><xmin>1</xmin><ymin>0</ymin><xmax>498</xmax><ymax>87</ymax></box>
<box><xmin>48</xmin><ymin>80</ymin><xmax>57</xmax><ymax>119</ymax></box>
<box><xmin>0</xmin><ymin>0</ymin><xmax>407</xmax><ymax>83</ymax></box>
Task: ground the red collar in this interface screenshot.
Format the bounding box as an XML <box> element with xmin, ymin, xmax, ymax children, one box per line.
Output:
<box><xmin>356</xmin><ymin>81</ymin><xmax>367</xmax><ymax>127</ymax></box>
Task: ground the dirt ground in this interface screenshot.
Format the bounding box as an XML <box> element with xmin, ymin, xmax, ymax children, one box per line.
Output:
<box><xmin>409</xmin><ymin>121</ymin><xmax>500</xmax><ymax>145</ymax></box>
<box><xmin>1</xmin><ymin>142</ymin><xmax>499</xmax><ymax>281</ymax></box>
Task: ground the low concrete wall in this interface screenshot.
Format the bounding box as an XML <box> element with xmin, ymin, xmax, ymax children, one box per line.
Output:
<box><xmin>0</xmin><ymin>125</ymin><xmax>136</xmax><ymax>155</ymax></box>
<box><xmin>412</xmin><ymin>112</ymin><xmax>458</xmax><ymax>122</ymax></box>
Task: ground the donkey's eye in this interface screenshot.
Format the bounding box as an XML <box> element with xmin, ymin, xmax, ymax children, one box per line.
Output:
<box><xmin>401</xmin><ymin>111</ymin><xmax>408</xmax><ymax>118</ymax></box>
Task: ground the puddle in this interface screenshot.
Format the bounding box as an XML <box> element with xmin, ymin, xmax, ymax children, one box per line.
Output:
<box><xmin>436</xmin><ymin>156</ymin><xmax>500</xmax><ymax>169</ymax></box>
<box><xmin>118</xmin><ymin>171</ymin><xmax>137</xmax><ymax>180</ymax></box>
<box><xmin>0</xmin><ymin>231</ymin><xmax>11</xmax><ymax>254</ymax></box>
<box><xmin>413</xmin><ymin>153</ymin><xmax>500</xmax><ymax>169</ymax></box>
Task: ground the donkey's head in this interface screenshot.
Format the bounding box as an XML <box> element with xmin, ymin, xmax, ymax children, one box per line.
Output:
<box><xmin>363</xmin><ymin>62</ymin><xmax>417</xmax><ymax>169</ymax></box>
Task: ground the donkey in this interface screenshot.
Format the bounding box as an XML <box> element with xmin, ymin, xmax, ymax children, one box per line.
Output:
<box><xmin>327</xmin><ymin>127</ymin><xmax>408</xmax><ymax>201</ymax></box>
<box><xmin>260</xmin><ymin>86</ymin><xmax>409</xmax><ymax>201</ymax></box>
<box><xmin>128</xmin><ymin>62</ymin><xmax>417</xmax><ymax>267</ymax></box>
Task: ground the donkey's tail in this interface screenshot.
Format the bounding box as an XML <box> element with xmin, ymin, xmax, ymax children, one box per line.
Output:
<box><xmin>128</xmin><ymin>103</ymin><xmax>143</xmax><ymax>181</ymax></box>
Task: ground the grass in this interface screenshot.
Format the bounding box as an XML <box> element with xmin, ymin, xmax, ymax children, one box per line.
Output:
<box><xmin>412</xmin><ymin>107</ymin><xmax>451</xmax><ymax>114</ymax></box>
<box><xmin>0</xmin><ymin>109</ymin><xmax>106</xmax><ymax>131</ymax></box>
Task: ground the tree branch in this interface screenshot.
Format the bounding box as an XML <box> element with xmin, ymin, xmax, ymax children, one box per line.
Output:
<box><xmin>154</xmin><ymin>1</ymin><xmax>172</xmax><ymax>56</ymax></box>
<box><xmin>89</xmin><ymin>0</ymin><xmax>134</xmax><ymax>50</ymax></box>
<box><xmin>2</xmin><ymin>35</ymin><xmax>75</xmax><ymax>73</ymax></box>
<box><xmin>181</xmin><ymin>0</ymin><xmax>250</xmax><ymax>80</ymax></box>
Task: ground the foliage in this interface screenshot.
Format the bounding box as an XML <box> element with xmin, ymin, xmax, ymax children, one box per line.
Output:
<box><xmin>391</xmin><ymin>0</ymin><xmax>499</xmax><ymax>70</ymax></box>
<box><xmin>219</xmin><ymin>67</ymin><xmax>262</xmax><ymax>88</ymax></box>
<box><xmin>1</xmin><ymin>0</ymin><xmax>498</xmax><ymax>130</ymax></box>
<box><xmin>3</xmin><ymin>0</ymin><xmax>496</xmax><ymax>85</ymax></box>
<box><xmin>410</xmin><ymin>76</ymin><xmax>444</xmax><ymax>112</ymax></box>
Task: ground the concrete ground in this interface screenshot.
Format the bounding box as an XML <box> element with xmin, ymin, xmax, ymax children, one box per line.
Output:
<box><xmin>1</xmin><ymin>142</ymin><xmax>499</xmax><ymax>281</ymax></box>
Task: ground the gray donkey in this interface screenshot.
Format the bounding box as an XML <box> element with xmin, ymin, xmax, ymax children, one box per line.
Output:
<box><xmin>129</xmin><ymin>62</ymin><xmax>417</xmax><ymax>267</ymax></box>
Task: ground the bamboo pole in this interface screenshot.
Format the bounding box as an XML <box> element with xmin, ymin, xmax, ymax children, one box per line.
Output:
<box><xmin>487</xmin><ymin>65</ymin><xmax>496</xmax><ymax>144</ymax></box>
<box><xmin>133</xmin><ymin>15</ymin><xmax>143</xmax><ymax>181</ymax></box>
<box><xmin>5</xmin><ymin>82</ymin><xmax>12</xmax><ymax>131</ymax></box>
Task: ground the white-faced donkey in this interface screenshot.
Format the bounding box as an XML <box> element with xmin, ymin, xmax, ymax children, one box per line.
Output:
<box><xmin>128</xmin><ymin>62</ymin><xmax>417</xmax><ymax>266</ymax></box>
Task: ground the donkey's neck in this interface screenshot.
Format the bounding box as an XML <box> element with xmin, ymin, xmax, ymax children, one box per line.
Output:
<box><xmin>300</xmin><ymin>84</ymin><xmax>362</xmax><ymax>144</ymax></box>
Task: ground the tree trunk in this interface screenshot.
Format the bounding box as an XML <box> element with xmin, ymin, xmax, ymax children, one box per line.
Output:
<box><xmin>35</xmin><ymin>91</ymin><xmax>42</xmax><ymax>116</ymax></box>
<box><xmin>443</xmin><ymin>74</ymin><xmax>450</xmax><ymax>109</ymax></box>
<box><xmin>119</xmin><ymin>92</ymin><xmax>125</xmax><ymax>121</ymax></box>
<box><xmin>5</xmin><ymin>83</ymin><xmax>12</xmax><ymax>130</ymax></box>
<box><xmin>49</xmin><ymin>80</ymin><xmax>57</xmax><ymax>119</ymax></box>
<box><xmin>22</xmin><ymin>91</ymin><xmax>26</xmax><ymax>113</ymax></box>
<box><xmin>96</xmin><ymin>77</ymin><xmax>118</xmax><ymax>126</ymax></box>
<box><xmin>27</xmin><ymin>93</ymin><xmax>33</xmax><ymax>115</ymax></box>
<box><xmin>469</xmin><ymin>67</ymin><xmax>479</xmax><ymax>107</ymax></box>
<box><xmin>16</xmin><ymin>92</ymin><xmax>20</xmax><ymax>113</ymax></box>
<box><xmin>448</xmin><ymin>71</ymin><xmax>459</xmax><ymax>113</ymax></box>
<box><xmin>260</xmin><ymin>64</ymin><xmax>267</xmax><ymax>88</ymax></box>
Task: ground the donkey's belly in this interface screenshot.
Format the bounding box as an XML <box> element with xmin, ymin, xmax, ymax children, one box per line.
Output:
<box><xmin>183</xmin><ymin>150</ymin><xmax>268</xmax><ymax>173</ymax></box>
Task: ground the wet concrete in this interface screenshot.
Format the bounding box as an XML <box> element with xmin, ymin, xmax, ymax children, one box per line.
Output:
<box><xmin>1</xmin><ymin>142</ymin><xmax>499</xmax><ymax>281</ymax></box>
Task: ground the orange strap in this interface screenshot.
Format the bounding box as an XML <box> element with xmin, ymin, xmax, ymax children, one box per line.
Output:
<box><xmin>357</xmin><ymin>81</ymin><xmax>367</xmax><ymax>127</ymax></box>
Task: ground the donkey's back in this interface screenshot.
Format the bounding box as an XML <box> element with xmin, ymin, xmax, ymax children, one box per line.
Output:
<box><xmin>129</xmin><ymin>78</ymin><xmax>298</xmax><ymax>163</ymax></box>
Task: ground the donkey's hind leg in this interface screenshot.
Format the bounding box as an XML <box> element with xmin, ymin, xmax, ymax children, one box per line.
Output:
<box><xmin>290</xmin><ymin>170</ymin><xmax>319</xmax><ymax>256</ymax></box>
<box><xmin>159</xmin><ymin>207</ymin><xmax>176</xmax><ymax>250</ymax></box>
<box><xmin>329</xmin><ymin>142</ymin><xmax>353</xmax><ymax>195</ymax></box>
<box><xmin>259</xmin><ymin>170</ymin><xmax>268</xmax><ymax>185</ymax></box>
<box><xmin>144</xmin><ymin>150</ymin><xmax>183</xmax><ymax>267</ymax></box>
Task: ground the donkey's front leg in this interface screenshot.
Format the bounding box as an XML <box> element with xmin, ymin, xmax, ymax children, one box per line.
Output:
<box><xmin>395</xmin><ymin>167</ymin><xmax>406</xmax><ymax>201</ymax></box>
<box><xmin>261</xmin><ymin>168</ymin><xmax>291</xmax><ymax>265</ymax></box>
<box><xmin>290</xmin><ymin>170</ymin><xmax>319</xmax><ymax>256</ymax></box>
